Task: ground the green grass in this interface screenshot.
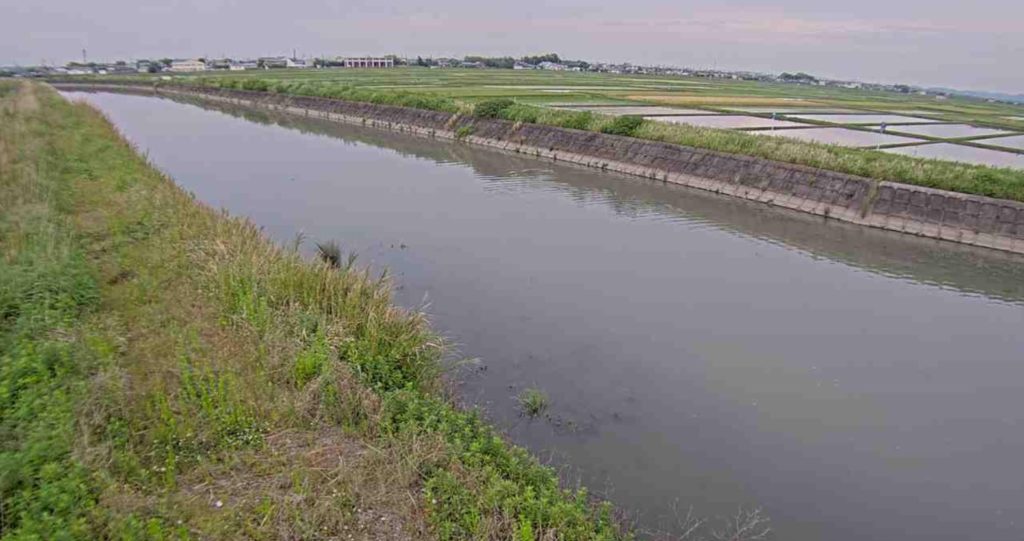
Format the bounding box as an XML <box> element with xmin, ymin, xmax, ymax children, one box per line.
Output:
<box><xmin>0</xmin><ymin>81</ymin><xmax>102</xmax><ymax>540</ymax></box>
<box><xmin>0</xmin><ymin>80</ymin><xmax>631</xmax><ymax>540</ymax></box>
<box><xmin>516</xmin><ymin>388</ymin><xmax>549</xmax><ymax>417</ymax></box>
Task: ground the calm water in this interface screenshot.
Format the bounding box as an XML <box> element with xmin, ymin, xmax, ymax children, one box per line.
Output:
<box><xmin>883</xmin><ymin>124</ymin><xmax>1012</xmax><ymax>139</ymax></box>
<box><xmin>764</xmin><ymin>127</ymin><xmax>921</xmax><ymax>148</ymax></box>
<box><xmin>789</xmin><ymin>114</ymin><xmax>937</xmax><ymax>125</ymax></box>
<box><xmin>884</xmin><ymin>143</ymin><xmax>1024</xmax><ymax>169</ymax></box>
<box><xmin>64</xmin><ymin>91</ymin><xmax>1024</xmax><ymax>541</ymax></box>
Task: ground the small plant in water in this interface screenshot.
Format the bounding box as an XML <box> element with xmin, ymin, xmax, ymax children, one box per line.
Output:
<box><xmin>517</xmin><ymin>388</ymin><xmax>548</xmax><ymax>417</ymax></box>
<box><xmin>315</xmin><ymin>240</ymin><xmax>341</xmax><ymax>268</ymax></box>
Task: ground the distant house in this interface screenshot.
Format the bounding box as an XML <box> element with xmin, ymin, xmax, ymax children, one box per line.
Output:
<box><xmin>229</xmin><ymin>60</ymin><xmax>258</xmax><ymax>71</ymax></box>
<box><xmin>169</xmin><ymin>59</ymin><xmax>206</xmax><ymax>72</ymax></box>
<box><xmin>459</xmin><ymin>61</ymin><xmax>484</xmax><ymax>69</ymax></box>
<box><xmin>342</xmin><ymin>57</ymin><xmax>394</xmax><ymax>68</ymax></box>
<box><xmin>286</xmin><ymin>58</ymin><xmax>310</xmax><ymax>68</ymax></box>
<box><xmin>93</xmin><ymin>63</ymin><xmax>136</xmax><ymax>75</ymax></box>
<box><xmin>513</xmin><ymin>62</ymin><xmax>535</xmax><ymax>70</ymax></box>
<box><xmin>205</xmin><ymin>59</ymin><xmax>231</xmax><ymax>70</ymax></box>
<box><xmin>537</xmin><ymin>61</ymin><xmax>568</xmax><ymax>71</ymax></box>
<box><xmin>259</xmin><ymin>57</ymin><xmax>288</xmax><ymax>69</ymax></box>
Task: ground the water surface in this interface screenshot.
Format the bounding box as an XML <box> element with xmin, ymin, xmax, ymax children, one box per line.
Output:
<box><xmin>64</xmin><ymin>91</ymin><xmax>1024</xmax><ymax>541</ymax></box>
<box><xmin>789</xmin><ymin>114</ymin><xmax>938</xmax><ymax>125</ymax></box>
<box><xmin>884</xmin><ymin>124</ymin><xmax>1012</xmax><ymax>139</ymax></box>
<box><xmin>763</xmin><ymin>127</ymin><xmax>919</xmax><ymax>147</ymax></box>
<box><xmin>884</xmin><ymin>143</ymin><xmax>1024</xmax><ymax>169</ymax></box>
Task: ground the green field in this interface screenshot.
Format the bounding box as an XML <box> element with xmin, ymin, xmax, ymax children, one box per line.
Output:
<box><xmin>175</xmin><ymin>67</ymin><xmax>1024</xmax><ymax>130</ymax></box>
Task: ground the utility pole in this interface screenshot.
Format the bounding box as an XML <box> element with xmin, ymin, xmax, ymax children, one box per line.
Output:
<box><xmin>82</xmin><ymin>48</ymin><xmax>87</xmax><ymax>64</ymax></box>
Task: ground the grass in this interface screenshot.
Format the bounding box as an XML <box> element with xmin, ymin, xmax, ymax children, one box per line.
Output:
<box><xmin>516</xmin><ymin>388</ymin><xmax>549</xmax><ymax>417</ymax></box>
<box><xmin>0</xmin><ymin>80</ymin><xmax>628</xmax><ymax>540</ymax></box>
<box><xmin>117</xmin><ymin>72</ymin><xmax>1022</xmax><ymax>203</ymax></box>
<box><xmin>314</xmin><ymin>239</ymin><xmax>342</xmax><ymax>268</ymax></box>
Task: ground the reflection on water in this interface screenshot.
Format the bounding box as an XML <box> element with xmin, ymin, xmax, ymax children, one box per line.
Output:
<box><xmin>763</xmin><ymin>127</ymin><xmax>920</xmax><ymax>147</ymax></box>
<box><xmin>64</xmin><ymin>91</ymin><xmax>1024</xmax><ymax>541</ymax></box>
<box><xmin>884</xmin><ymin>142</ymin><xmax>1024</xmax><ymax>169</ymax></box>
<box><xmin>884</xmin><ymin>123</ymin><xmax>1011</xmax><ymax>139</ymax></box>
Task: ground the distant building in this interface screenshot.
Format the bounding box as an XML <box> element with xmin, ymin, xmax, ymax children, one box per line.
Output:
<box><xmin>205</xmin><ymin>59</ymin><xmax>231</xmax><ymax>70</ymax></box>
<box><xmin>286</xmin><ymin>58</ymin><xmax>310</xmax><ymax>68</ymax></box>
<box><xmin>169</xmin><ymin>59</ymin><xmax>206</xmax><ymax>72</ymax></box>
<box><xmin>229</xmin><ymin>60</ymin><xmax>258</xmax><ymax>71</ymax></box>
<box><xmin>259</xmin><ymin>57</ymin><xmax>288</xmax><ymax>69</ymax></box>
<box><xmin>342</xmin><ymin>57</ymin><xmax>394</xmax><ymax>68</ymax></box>
<box><xmin>538</xmin><ymin>61</ymin><xmax>568</xmax><ymax>71</ymax></box>
<box><xmin>513</xmin><ymin>62</ymin><xmax>535</xmax><ymax>70</ymax></box>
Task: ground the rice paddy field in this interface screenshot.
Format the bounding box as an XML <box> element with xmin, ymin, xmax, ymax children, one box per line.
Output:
<box><xmin>166</xmin><ymin>67</ymin><xmax>1024</xmax><ymax>169</ymax></box>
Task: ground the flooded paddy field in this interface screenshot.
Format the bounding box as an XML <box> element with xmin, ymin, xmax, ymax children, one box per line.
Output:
<box><xmin>884</xmin><ymin>124</ymin><xmax>1015</xmax><ymax>139</ymax></box>
<box><xmin>785</xmin><ymin>113</ymin><xmax>939</xmax><ymax>125</ymax></box>
<box><xmin>762</xmin><ymin>127</ymin><xmax>921</xmax><ymax>147</ymax></box>
<box><xmin>884</xmin><ymin>142</ymin><xmax>1024</xmax><ymax>169</ymax></box>
<box><xmin>980</xmin><ymin>134</ymin><xmax>1024</xmax><ymax>151</ymax></box>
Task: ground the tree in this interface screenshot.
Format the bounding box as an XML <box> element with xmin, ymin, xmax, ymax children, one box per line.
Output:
<box><xmin>521</xmin><ymin>53</ymin><xmax>561</xmax><ymax>65</ymax></box>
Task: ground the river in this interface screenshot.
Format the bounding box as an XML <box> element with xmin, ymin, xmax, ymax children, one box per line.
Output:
<box><xmin>62</xmin><ymin>91</ymin><xmax>1024</xmax><ymax>541</ymax></box>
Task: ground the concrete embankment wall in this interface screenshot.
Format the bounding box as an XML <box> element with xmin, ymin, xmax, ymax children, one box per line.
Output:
<box><xmin>55</xmin><ymin>82</ymin><xmax>1024</xmax><ymax>255</ymax></box>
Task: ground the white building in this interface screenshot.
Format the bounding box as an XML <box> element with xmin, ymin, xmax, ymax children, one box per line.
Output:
<box><xmin>342</xmin><ymin>57</ymin><xmax>394</xmax><ymax>68</ymax></box>
<box><xmin>286</xmin><ymin>58</ymin><xmax>309</xmax><ymax>68</ymax></box>
<box><xmin>169</xmin><ymin>59</ymin><xmax>206</xmax><ymax>72</ymax></box>
<box><xmin>538</xmin><ymin>61</ymin><xmax>568</xmax><ymax>71</ymax></box>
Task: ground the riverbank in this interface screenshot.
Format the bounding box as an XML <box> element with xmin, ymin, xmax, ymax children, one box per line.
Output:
<box><xmin>52</xmin><ymin>82</ymin><xmax>1024</xmax><ymax>255</ymax></box>
<box><xmin>0</xmin><ymin>81</ymin><xmax>633</xmax><ymax>539</ymax></box>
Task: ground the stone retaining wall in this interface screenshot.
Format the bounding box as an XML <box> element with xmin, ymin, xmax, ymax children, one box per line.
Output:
<box><xmin>54</xmin><ymin>82</ymin><xmax>1024</xmax><ymax>254</ymax></box>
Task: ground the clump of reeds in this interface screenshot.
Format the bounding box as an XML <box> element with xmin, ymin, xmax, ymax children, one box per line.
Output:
<box><xmin>315</xmin><ymin>240</ymin><xmax>342</xmax><ymax>268</ymax></box>
<box><xmin>517</xmin><ymin>388</ymin><xmax>549</xmax><ymax>417</ymax></box>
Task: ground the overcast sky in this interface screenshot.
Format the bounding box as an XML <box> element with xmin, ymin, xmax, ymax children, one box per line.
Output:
<box><xmin>2</xmin><ymin>0</ymin><xmax>1021</xmax><ymax>93</ymax></box>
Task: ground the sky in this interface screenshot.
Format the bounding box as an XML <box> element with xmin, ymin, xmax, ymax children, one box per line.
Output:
<box><xmin>2</xmin><ymin>0</ymin><xmax>1022</xmax><ymax>93</ymax></box>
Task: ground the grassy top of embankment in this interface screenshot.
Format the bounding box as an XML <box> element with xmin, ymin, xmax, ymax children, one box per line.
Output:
<box><xmin>178</xmin><ymin>77</ymin><xmax>1024</xmax><ymax>203</ymax></box>
<box><xmin>0</xmin><ymin>80</ymin><xmax>625</xmax><ymax>539</ymax></box>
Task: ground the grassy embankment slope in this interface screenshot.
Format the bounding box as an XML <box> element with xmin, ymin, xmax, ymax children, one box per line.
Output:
<box><xmin>178</xmin><ymin>74</ymin><xmax>1024</xmax><ymax>203</ymax></box>
<box><xmin>0</xmin><ymin>80</ymin><xmax>623</xmax><ymax>540</ymax></box>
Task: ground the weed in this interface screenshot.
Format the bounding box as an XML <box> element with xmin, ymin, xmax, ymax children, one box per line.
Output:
<box><xmin>474</xmin><ymin>98</ymin><xmax>517</xmax><ymax>119</ymax></box>
<box><xmin>315</xmin><ymin>240</ymin><xmax>341</xmax><ymax>268</ymax></box>
<box><xmin>601</xmin><ymin>115</ymin><xmax>646</xmax><ymax>137</ymax></box>
<box><xmin>293</xmin><ymin>330</ymin><xmax>330</xmax><ymax>386</ymax></box>
<box><xmin>517</xmin><ymin>388</ymin><xmax>549</xmax><ymax>417</ymax></box>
